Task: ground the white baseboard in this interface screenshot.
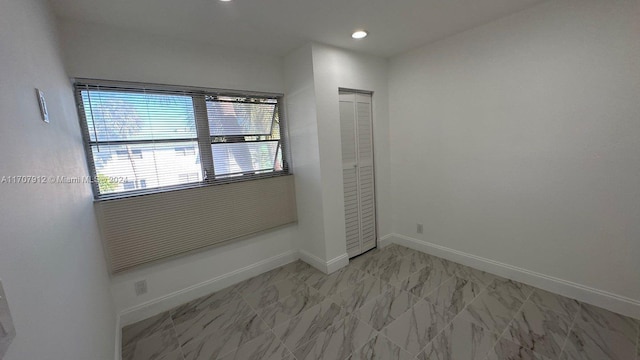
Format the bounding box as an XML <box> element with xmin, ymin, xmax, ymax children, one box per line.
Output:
<box><xmin>327</xmin><ymin>253</ymin><xmax>349</xmax><ymax>273</ymax></box>
<box><xmin>299</xmin><ymin>249</ymin><xmax>349</xmax><ymax>274</ymax></box>
<box><xmin>378</xmin><ymin>234</ymin><xmax>394</xmax><ymax>248</ymax></box>
<box><xmin>119</xmin><ymin>250</ymin><xmax>299</xmax><ymax>326</ymax></box>
<box><xmin>298</xmin><ymin>249</ymin><xmax>326</xmax><ymax>273</ymax></box>
<box><xmin>387</xmin><ymin>233</ymin><xmax>640</xmax><ymax>320</ymax></box>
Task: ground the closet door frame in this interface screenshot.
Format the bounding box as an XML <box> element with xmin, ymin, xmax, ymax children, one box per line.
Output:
<box><xmin>339</xmin><ymin>88</ymin><xmax>378</xmax><ymax>257</ymax></box>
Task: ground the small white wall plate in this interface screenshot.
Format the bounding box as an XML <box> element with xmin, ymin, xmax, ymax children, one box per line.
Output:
<box><xmin>36</xmin><ymin>88</ymin><xmax>49</xmax><ymax>123</ymax></box>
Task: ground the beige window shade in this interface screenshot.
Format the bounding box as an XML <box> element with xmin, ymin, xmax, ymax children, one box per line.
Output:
<box><xmin>96</xmin><ymin>174</ymin><xmax>297</xmax><ymax>273</ymax></box>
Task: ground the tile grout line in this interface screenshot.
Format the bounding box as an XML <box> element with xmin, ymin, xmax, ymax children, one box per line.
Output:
<box><xmin>179</xmin><ymin>265</ymin><xmax>298</xmax><ymax>359</ymax></box>
<box><xmin>187</xmin><ymin>255</ymin><xmax>381</xmax><ymax>360</ymax></box>
<box><xmin>404</xmin><ymin>274</ymin><xmax>527</xmax><ymax>359</ymax></box>
<box><xmin>237</xmin><ymin>270</ymin><xmax>302</xmax><ymax>360</ymax></box>
<box><xmin>485</xmin><ymin>285</ymin><xmax>536</xmax><ymax>360</ymax></box>
<box><xmin>333</xmin><ymin>293</ymin><xmax>382</xmax><ymax>360</ymax></box>
<box><xmin>352</xmin><ymin>283</ymin><xmax>419</xmax><ymax>358</ymax></box>
<box><xmin>318</xmin><ymin>262</ymin><xmax>402</xmax><ymax>359</ymax></box>
<box><xmin>392</xmin><ymin>244</ymin><xmax>623</xmax><ymax>360</ymax></box>
<box><xmin>253</xmin><ymin>264</ymin><xmax>371</xmax><ymax>359</ymax></box>
<box><xmin>361</xmin><ymin>245</ymin><xmax>429</xmax><ymax>280</ymax></box>
<box><xmin>415</xmin><ymin>307</ymin><xmax>461</xmax><ymax>357</ymax></box>
<box><xmin>346</xmin><ymin>278</ymin><xmax>409</xmax><ymax>355</ymax></box>
<box><xmin>266</xmin><ymin>266</ymin><xmax>338</xmax><ymax>360</ymax></box>
<box><xmin>122</xmin><ymin>310</ymin><xmax>186</xmax><ymax>360</ymax></box>
<box><xmin>255</xmin><ymin>250</ymin><xmax>428</xmax><ymax>358</ymax></box>
<box><xmin>380</xmin><ymin>251</ymin><xmax>497</xmax><ymax>357</ymax></box>
<box><xmin>344</xmin><ymin>273</ymin><xmax>412</xmax><ymax>354</ymax></box>
<box><xmin>336</xmin><ymin>247</ymin><xmax>429</xmax><ymax>357</ymax></box>
<box><xmin>144</xmin><ymin>245</ymin><xmax>638</xmax><ymax>360</ymax></box>
<box><xmin>167</xmin><ymin>313</ymin><xmax>188</xmax><ymax>360</ymax></box>
<box><xmin>152</xmin><ymin>247</ymin><xmax>539</xmax><ymax>360</ymax></box>
<box><xmin>172</xmin><ymin>288</ymin><xmax>253</xmax><ymax>355</ymax></box>
<box><xmin>385</xmin><ymin>263</ymin><xmax>478</xmax><ymax>357</ymax></box>
<box><xmin>261</xmin><ymin>288</ymin><xmax>325</xmax><ymax>360</ymax></box>
<box><xmin>421</xmin><ymin>260</ymin><xmax>493</xmax><ymax>324</ymax></box>
<box><xmin>339</xmin><ymin>275</ymin><xmax>392</xmax><ymax>317</ymax></box>
<box><xmin>414</xmin><ymin>276</ymin><xmax>497</xmax><ymax>358</ymax></box>
<box><xmin>558</xmin><ymin>304</ymin><xmax>581</xmax><ymax>358</ymax></box>
<box><xmin>279</xmin><ymin>282</ymin><xmax>378</xmax><ymax>360</ymax></box>
<box><xmin>147</xmin><ymin>248</ymin><xmax>488</xmax><ymax>360</ymax></box>
<box><xmin>444</xmin><ymin>272</ymin><xmax>492</xmax><ymax>323</ymax></box>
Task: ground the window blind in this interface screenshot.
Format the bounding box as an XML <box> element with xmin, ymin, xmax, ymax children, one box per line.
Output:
<box><xmin>73</xmin><ymin>80</ymin><xmax>297</xmax><ymax>273</ymax></box>
<box><xmin>96</xmin><ymin>175</ymin><xmax>297</xmax><ymax>273</ymax></box>
<box><xmin>74</xmin><ymin>79</ymin><xmax>289</xmax><ymax>199</ymax></box>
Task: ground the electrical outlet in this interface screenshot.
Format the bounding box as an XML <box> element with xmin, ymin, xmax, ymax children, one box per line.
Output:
<box><xmin>417</xmin><ymin>223</ymin><xmax>423</xmax><ymax>234</ymax></box>
<box><xmin>134</xmin><ymin>280</ymin><xmax>147</xmax><ymax>296</ymax></box>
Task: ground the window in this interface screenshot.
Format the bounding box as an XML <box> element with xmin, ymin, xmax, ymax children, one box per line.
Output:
<box><xmin>178</xmin><ymin>173</ymin><xmax>200</xmax><ymax>183</ymax></box>
<box><xmin>123</xmin><ymin>181</ymin><xmax>135</xmax><ymax>190</ymax></box>
<box><xmin>174</xmin><ymin>146</ymin><xmax>196</xmax><ymax>156</ymax></box>
<box><xmin>116</xmin><ymin>149</ymin><xmax>142</xmax><ymax>160</ymax></box>
<box><xmin>75</xmin><ymin>80</ymin><xmax>289</xmax><ymax>199</ymax></box>
<box><xmin>206</xmin><ymin>96</ymin><xmax>283</xmax><ymax>178</ymax></box>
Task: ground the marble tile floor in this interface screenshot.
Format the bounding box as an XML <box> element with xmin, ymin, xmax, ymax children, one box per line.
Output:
<box><xmin>121</xmin><ymin>244</ymin><xmax>640</xmax><ymax>360</ymax></box>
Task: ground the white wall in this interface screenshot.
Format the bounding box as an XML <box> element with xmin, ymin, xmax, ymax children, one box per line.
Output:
<box><xmin>58</xmin><ymin>20</ymin><xmax>298</xmax><ymax>315</ymax></box>
<box><xmin>283</xmin><ymin>43</ymin><xmax>391</xmax><ymax>268</ymax></box>
<box><xmin>283</xmin><ymin>44</ymin><xmax>328</xmax><ymax>265</ymax></box>
<box><xmin>311</xmin><ymin>44</ymin><xmax>391</xmax><ymax>260</ymax></box>
<box><xmin>59</xmin><ymin>20</ymin><xmax>284</xmax><ymax>93</ymax></box>
<box><xmin>112</xmin><ymin>226</ymin><xmax>297</xmax><ymax>323</ymax></box>
<box><xmin>0</xmin><ymin>1</ymin><xmax>116</xmax><ymax>359</ymax></box>
<box><xmin>389</xmin><ymin>0</ymin><xmax>640</xmax><ymax>309</ymax></box>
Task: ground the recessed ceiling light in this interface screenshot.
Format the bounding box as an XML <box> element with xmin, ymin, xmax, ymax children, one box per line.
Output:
<box><xmin>220</xmin><ymin>0</ymin><xmax>232</xmax><ymax>2</ymax></box>
<box><xmin>351</xmin><ymin>30</ymin><xmax>368</xmax><ymax>39</ymax></box>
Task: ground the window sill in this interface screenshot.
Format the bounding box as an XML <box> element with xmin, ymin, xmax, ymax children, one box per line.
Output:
<box><xmin>94</xmin><ymin>171</ymin><xmax>292</xmax><ymax>202</ymax></box>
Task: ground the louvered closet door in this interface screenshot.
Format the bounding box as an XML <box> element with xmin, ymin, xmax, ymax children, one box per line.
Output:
<box><xmin>339</xmin><ymin>91</ymin><xmax>376</xmax><ymax>258</ymax></box>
